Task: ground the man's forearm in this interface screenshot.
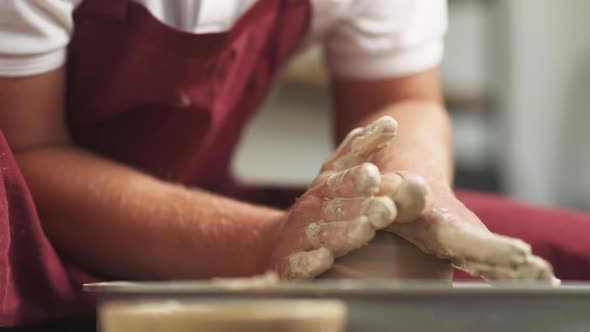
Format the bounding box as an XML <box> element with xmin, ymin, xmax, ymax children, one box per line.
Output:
<box><xmin>15</xmin><ymin>145</ymin><xmax>284</xmax><ymax>279</ymax></box>
<box><xmin>331</xmin><ymin>69</ymin><xmax>452</xmax><ymax>187</ymax></box>
<box><xmin>351</xmin><ymin>100</ymin><xmax>453</xmax><ymax>186</ymax></box>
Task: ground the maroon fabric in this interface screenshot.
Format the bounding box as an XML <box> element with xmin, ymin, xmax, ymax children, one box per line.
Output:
<box><xmin>0</xmin><ymin>131</ymin><xmax>97</xmax><ymax>326</ymax></box>
<box><xmin>67</xmin><ymin>0</ymin><xmax>311</xmax><ymax>194</ymax></box>
<box><xmin>1</xmin><ymin>0</ymin><xmax>311</xmax><ymax>326</ymax></box>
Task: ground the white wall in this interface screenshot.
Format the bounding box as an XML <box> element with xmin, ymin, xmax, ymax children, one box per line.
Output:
<box><xmin>496</xmin><ymin>0</ymin><xmax>590</xmax><ymax>209</ymax></box>
<box><xmin>231</xmin><ymin>84</ymin><xmax>332</xmax><ymax>185</ymax></box>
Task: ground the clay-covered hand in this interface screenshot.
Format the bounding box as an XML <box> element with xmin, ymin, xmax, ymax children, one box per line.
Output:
<box><xmin>321</xmin><ymin>116</ymin><xmax>427</xmax><ymax>226</ymax></box>
<box><xmin>329</xmin><ymin>116</ymin><xmax>558</xmax><ymax>284</ymax></box>
<box><xmin>269</xmin><ymin>117</ymin><xmax>399</xmax><ymax>279</ymax></box>
<box><xmin>384</xmin><ymin>181</ymin><xmax>558</xmax><ymax>284</ymax></box>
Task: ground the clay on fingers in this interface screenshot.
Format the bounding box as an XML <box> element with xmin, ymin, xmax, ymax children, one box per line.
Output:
<box><xmin>321</xmin><ymin>196</ymin><xmax>396</xmax><ymax>228</ymax></box>
<box><xmin>379</xmin><ymin>172</ymin><xmax>430</xmax><ymax>226</ymax></box>
<box><xmin>305</xmin><ymin>216</ymin><xmax>377</xmax><ymax>257</ymax></box>
<box><xmin>333</xmin><ymin>127</ymin><xmax>363</xmax><ymax>157</ymax></box>
<box><xmin>459</xmin><ymin>255</ymin><xmax>559</xmax><ymax>285</ymax></box>
<box><xmin>284</xmin><ymin>247</ymin><xmax>334</xmax><ymax>279</ymax></box>
<box><xmin>422</xmin><ymin>210</ymin><xmax>558</xmax><ymax>283</ymax></box>
<box><xmin>325</xmin><ymin>162</ymin><xmax>381</xmax><ymax>198</ymax></box>
<box><xmin>328</xmin><ymin>116</ymin><xmax>397</xmax><ymax>172</ymax></box>
<box><xmin>389</xmin><ymin>174</ymin><xmax>430</xmax><ymax>225</ymax></box>
<box><xmin>438</xmin><ymin>227</ymin><xmax>532</xmax><ymax>267</ymax></box>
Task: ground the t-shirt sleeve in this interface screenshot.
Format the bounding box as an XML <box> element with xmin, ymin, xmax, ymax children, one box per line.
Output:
<box><xmin>322</xmin><ymin>0</ymin><xmax>447</xmax><ymax>80</ymax></box>
<box><xmin>0</xmin><ymin>0</ymin><xmax>74</xmax><ymax>77</ymax></box>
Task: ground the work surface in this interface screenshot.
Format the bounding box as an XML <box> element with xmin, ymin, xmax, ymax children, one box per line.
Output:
<box><xmin>86</xmin><ymin>280</ymin><xmax>590</xmax><ymax>332</ymax></box>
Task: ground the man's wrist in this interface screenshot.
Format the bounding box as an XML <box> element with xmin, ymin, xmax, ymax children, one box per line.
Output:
<box><xmin>252</xmin><ymin>209</ymin><xmax>289</xmax><ymax>274</ymax></box>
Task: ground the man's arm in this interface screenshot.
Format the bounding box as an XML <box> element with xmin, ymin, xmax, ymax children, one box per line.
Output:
<box><xmin>330</xmin><ymin>69</ymin><xmax>557</xmax><ymax>282</ymax></box>
<box><xmin>331</xmin><ymin>68</ymin><xmax>452</xmax><ymax>185</ymax></box>
<box><xmin>0</xmin><ymin>68</ymin><xmax>284</xmax><ymax>279</ymax></box>
<box><xmin>1</xmin><ymin>68</ymin><xmax>397</xmax><ymax>281</ymax></box>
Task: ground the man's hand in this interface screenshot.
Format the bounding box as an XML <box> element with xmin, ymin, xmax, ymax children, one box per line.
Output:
<box><xmin>269</xmin><ymin>118</ymin><xmax>399</xmax><ymax>279</ymax></box>
<box><xmin>385</xmin><ymin>179</ymin><xmax>558</xmax><ymax>283</ymax></box>
<box><xmin>326</xmin><ymin>116</ymin><xmax>558</xmax><ymax>283</ymax></box>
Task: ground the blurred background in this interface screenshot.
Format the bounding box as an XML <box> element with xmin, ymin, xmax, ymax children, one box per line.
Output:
<box><xmin>232</xmin><ymin>0</ymin><xmax>590</xmax><ymax>211</ymax></box>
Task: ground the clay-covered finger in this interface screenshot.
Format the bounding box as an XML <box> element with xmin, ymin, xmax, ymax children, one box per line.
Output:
<box><xmin>391</xmin><ymin>206</ymin><xmax>559</xmax><ymax>283</ymax></box>
<box><xmin>305</xmin><ymin>216</ymin><xmax>376</xmax><ymax>257</ymax></box>
<box><xmin>389</xmin><ymin>175</ymin><xmax>430</xmax><ymax>224</ymax></box>
<box><xmin>321</xmin><ymin>196</ymin><xmax>396</xmax><ymax>228</ymax></box>
<box><xmin>320</xmin><ymin>162</ymin><xmax>381</xmax><ymax>198</ymax></box>
<box><xmin>349</xmin><ymin>116</ymin><xmax>397</xmax><ymax>154</ymax></box>
<box><xmin>458</xmin><ymin>255</ymin><xmax>559</xmax><ymax>284</ymax></box>
<box><xmin>440</xmin><ymin>228</ymin><xmax>533</xmax><ymax>268</ymax></box>
<box><xmin>332</xmin><ymin>127</ymin><xmax>363</xmax><ymax>158</ymax></box>
<box><xmin>282</xmin><ymin>247</ymin><xmax>334</xmax><ymax>280</ymax></box>
<box><xmin>326</xmin><ymin>116</ymin><xmax>397</xmax><ymax>172</ymax></box>
<box><xmin>376</xmin><ymin>172</ymin><xmax>404</xmax><ymax>196</ymax></box>
<box><xmin>450</xmin><ymin>230</ymin><xmax>560</xmax><ymax>283</ymax></box>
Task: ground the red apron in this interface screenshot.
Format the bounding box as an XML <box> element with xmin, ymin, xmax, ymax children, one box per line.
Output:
<box><xmin>67</xmin><ymin>0</ymin><xmax>311</xmax><ymax>204</ymax></box>
<box><xmin>1</xmin><ymin>0</ymin><xmax>590</xmax><ymax>327</ymax></box>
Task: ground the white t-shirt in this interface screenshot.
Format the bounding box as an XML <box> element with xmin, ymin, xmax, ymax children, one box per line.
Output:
<box><xmin>0</xmin><ymin>0</ymin><xmax>447</xmax><ymax>79</ymax></box>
